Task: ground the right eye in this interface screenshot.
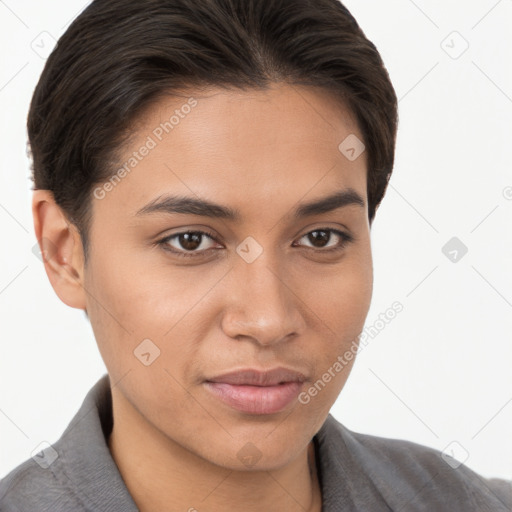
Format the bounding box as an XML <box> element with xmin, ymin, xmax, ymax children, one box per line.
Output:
<box><xmin>158</xmin><ymin>229</ymin><xmax>221</xmax><ymax>258</ymax></box>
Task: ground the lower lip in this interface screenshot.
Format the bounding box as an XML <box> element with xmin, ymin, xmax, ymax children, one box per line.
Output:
<box><xmin>204</xmin><ymin>381</ymin><xmax>303</xmax><ymax>415</ymax></box>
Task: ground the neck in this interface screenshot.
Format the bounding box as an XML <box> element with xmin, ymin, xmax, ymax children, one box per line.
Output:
<box><xmin>107</xmin><ymin>388</ymin><xmax>322</xmax><ymax>512</ymax></box>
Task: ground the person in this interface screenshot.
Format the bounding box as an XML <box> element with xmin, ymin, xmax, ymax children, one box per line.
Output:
<box><xmin>1</xmin><ymin>0</ymin><xmax>510</xmax><ymax>510</ymax></box>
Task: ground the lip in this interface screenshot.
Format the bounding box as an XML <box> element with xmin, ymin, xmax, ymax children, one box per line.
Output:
<box><xmin>204</xmin><ymin>367</ymin><xmax>307</xmax><ymax>415</ymax></box>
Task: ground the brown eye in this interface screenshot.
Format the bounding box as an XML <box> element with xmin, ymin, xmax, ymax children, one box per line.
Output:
<box><xmin>295</xmin><ymin>228</ymin><xmax>354</xmax><ymax>251</ymax></box>
<box><xmin>176</xmin><ymin>232</ymin><xmax>203</xmax><ymax>251</ymax></box>
<box><xmin>306</xmin><ymin>230</ymin><xmax>330</xmax><ymax>248</ymax></box>
<box><xmin>157</xmin><ymin>227</ymin><xmax>354</xmax><ymax>260</ymax></box>
<box><xmin>159</xmin><ymin>230</ymin><xmax>219</xmax><ymax>258</ymax></box>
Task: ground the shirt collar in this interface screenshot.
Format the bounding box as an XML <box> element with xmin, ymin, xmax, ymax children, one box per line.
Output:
<box><xmin>53</xmin><ymin>374</ymin><xmax>139</xmax><ymax>511</ymax></box>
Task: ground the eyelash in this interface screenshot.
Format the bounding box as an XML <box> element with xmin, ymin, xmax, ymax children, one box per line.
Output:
<box><xmin>157</xmin><ymin>227</ymin><xmax>355</xmax><ymax>259</ymax></box>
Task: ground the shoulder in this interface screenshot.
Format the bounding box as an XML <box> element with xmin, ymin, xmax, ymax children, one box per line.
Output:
<box><xmin>0</xmin><ymin>454</ymin><xmax>83</xmax><ymax>511</ymax></box>
<box><xmin>0</xmin><ymin>375</ymin><xmax>111</xmax><ymax>512</ymax></box>
<box><xmin>0</xmin><ymin>374</ymin><xmax>137</xmax><ymax>512</ymax></box>
<box><xmin>317</xmin><ymin>414</ymin><xmax>512</xmax><ymax>511</ymax></box>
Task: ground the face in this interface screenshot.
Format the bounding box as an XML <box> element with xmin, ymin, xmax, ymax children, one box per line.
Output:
<box><xmin>83</xmin><ymin>83</ymin><xmax>373</xmax><ymax>470</ymax></box>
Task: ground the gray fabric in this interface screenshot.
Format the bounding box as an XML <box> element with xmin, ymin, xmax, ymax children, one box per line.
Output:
<box><xmin>1</xmin><ymin>374</ymin><xmax>510</xmax><ymax>511</ymax></box>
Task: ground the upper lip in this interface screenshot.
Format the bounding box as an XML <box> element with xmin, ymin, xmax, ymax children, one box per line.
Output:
<box><xmin>206</xmin><ymin>367</ymin><xmax>307</xmax><ymax>386</ymax></box>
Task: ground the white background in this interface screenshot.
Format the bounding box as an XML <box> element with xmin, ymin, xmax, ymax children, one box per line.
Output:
<box><xmin>0</xmin><ymin>0</ymin><xmax>511</xmax><ymax>480</ymax></box>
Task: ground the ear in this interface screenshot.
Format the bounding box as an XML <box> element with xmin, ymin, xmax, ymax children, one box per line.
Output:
<box><xmin>32</xmin><ymin>189</ymin><xmax>87</xmax><ymax>310</ymax></box>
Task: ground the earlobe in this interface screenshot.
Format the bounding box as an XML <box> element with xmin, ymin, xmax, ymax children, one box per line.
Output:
<box><xmin>32</xmin><ymin>189</ymin><xmax>87</xmax><ymax>310</ymax></box>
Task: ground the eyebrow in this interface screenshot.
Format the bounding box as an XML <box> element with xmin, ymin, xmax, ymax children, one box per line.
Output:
<box><xmin>135</xmin><ymin>188</ymin><xmax>365</xmax><ymax>220</ymax></box>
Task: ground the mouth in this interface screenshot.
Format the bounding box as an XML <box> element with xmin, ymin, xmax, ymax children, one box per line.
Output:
<box><xmin>203</xmin><ymin>367</ymin><xmax>307</xmax><ymax>415</ymax></box>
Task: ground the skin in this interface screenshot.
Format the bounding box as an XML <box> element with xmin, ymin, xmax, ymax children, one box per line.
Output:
<box><xmin>32</xmin><ymin>82</ymin><xmax>374</xmax><ymax>512</ymax></box>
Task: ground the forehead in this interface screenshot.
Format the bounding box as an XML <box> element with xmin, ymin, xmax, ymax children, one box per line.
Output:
<box><xmin>91</xmin><ymin>83</ymin><xmax>367</xmax><ymax>225</ymax></box>
<box><xmin>145</xmin><ymin>83</ymin><xmax>362</xmax><ymax>150</ymax></box>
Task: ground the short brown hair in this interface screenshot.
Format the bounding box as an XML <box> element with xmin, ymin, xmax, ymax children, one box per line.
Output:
<box><xmin>28</xmin><ymin>0</ymin><xmax>398</xmax><ymax>263</ymax></box>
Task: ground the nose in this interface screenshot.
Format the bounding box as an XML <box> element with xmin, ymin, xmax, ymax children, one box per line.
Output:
<box><xmin>220</xmin><ymin>251</ymin><xmax>306</xmax><ymax>346</ymax></box>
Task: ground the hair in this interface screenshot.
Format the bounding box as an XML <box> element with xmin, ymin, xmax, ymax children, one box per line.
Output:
<box><xmin>28</xmin><ymin>0</ymin><xmax>398</xmax><ymax>265</ymax></box>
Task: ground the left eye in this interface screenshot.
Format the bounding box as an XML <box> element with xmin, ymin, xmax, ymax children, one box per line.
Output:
<box><xmin>158</xmin><ymin>227</ymin><xmax>354</xmax><ymax>258</ymax></box>
<box><xmin>294</xmin><ymin>228</ymin><xmax>354</xmax><ymax>251</ymax></box>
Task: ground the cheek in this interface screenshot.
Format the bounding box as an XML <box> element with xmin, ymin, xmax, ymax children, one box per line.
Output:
<box><xmin>297</xmin><ymin>241</ymin><xmax>373</xmax><ymax>334</ymax></box>
<box><xmin>298</xmin><ymin>244</ymin><xmax>373</xmax><ymax>386</ymax></box>
<box><xmin>84</xmin><ymin>246</ymin><xmax>192</xmax><ymax>332</ymax></box>
<box><xmin>82</xmin><ymin>249</ymin><xmax>220</xmax><ymax>383</ymax></box>
<box><xmin>296</xmin><ymin>265</ymin><xmax>371</xmax><ymax>421</ymax></box>
<box><xmin>337</xmin><ymin>238</ymin><xmax>373</xmax><ymax>317</ymax></box>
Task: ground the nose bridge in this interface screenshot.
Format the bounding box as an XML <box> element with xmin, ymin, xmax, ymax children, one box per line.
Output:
<box><xmin>221</xmin><ymin>244</ymin><xmax>303</xmax><ymax>344</ymax></box>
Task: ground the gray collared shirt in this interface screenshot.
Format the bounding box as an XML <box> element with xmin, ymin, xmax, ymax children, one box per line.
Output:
<box><xmin>1</xmin><ymin>374</ymin><xmax>511</xmax><ymax>511</ymax></box>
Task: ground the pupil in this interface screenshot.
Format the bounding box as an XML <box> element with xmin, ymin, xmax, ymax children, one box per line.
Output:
<box><xmin>180</xmin><ymin>232</ymin><xmax>201</xmax><ymax>250</ymax></box>
<box><xmin>309</xmin><ymin>230</ymin><xmax>329</xmax><ymax>247</ymax></box>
